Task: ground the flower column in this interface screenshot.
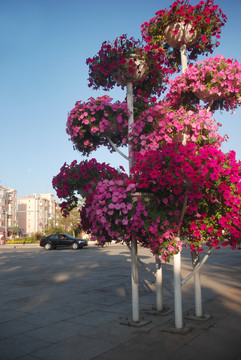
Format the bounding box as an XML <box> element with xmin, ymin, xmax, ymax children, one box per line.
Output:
<box><xmin>112</xmin><ymin>50</ymin><xmax>147</xmax><ymax>324</ymax></box>
<box><xmin>168</xmin><ymin>29</ymin><xmax>193</xmax><ymax>330</ymax></box>
<box><xmin>163</xmin><ymin>17</ymin><xmax>202</xmax><ymax>329</ymax></box>
<box><xmin>127</xmin><ymin>81</ymin><xmax>140</xmax><ymax>323</ymax></box>
<box><xmin>171</xmin><ymin>42</ymin><xmax>188</xmax><ymax>329</ymax></box>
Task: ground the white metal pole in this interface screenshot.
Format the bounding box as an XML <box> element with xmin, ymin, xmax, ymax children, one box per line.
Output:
<box><xmin>182</xmin><ymin>41</ymin><xmax>203</xmax><ymax>318</ymax></box>
<box><xmin>172</xmin><ymin>44</ymin><xmax>187</xmax><ymax>330</ymax></box>
<box><xmin>180</xmin><ymin>44</ymin><xmax>187</xmax><ymax>73</ymax></box>
<box><xmin>127</xmin><ymin>81</ymin><xmax>139</xmax><ymax>323</ymax></box>
<box><xmin>131</xmin><ymin>238</ymin><xmax>139</xmax><ymax>322</ymax></box>
<box><xmin>155</xmin><ymin>255</ymin><xmax>163</xmax><ymax>311</ymax></box>
<box><xmin>192</xmin><ymin>251</ymin><xmax>202</xmax><ymax>317</ymax></box>
<box><xmin>127</xmin><ymin>81</ymin><xmax>134</xmax><ymax>162</ymax></box>
<box><xmin>194</xmin><ymin>271</ymin><xmax>202</xmax><ymax>317</ymax></box>
<box><xmin>173</xmin><ymin>250</ymin><xmax>183</xmax><ymax>329</ymax></box>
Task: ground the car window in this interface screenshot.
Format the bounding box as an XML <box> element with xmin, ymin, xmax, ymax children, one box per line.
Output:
<box><xmin>49</xmin><ymin>235</ymin><xmax>57</xmax><ymax>239</ymax></box>
<box><xmin>58</xmin><ymin>234</ymin><xmax>66</xmax><ymax>239</ymax></box>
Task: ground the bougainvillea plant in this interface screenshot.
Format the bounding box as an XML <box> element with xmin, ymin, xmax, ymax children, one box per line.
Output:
<box><xmin>141</xmin><ymin>0</ymin><xmax>227</xmax><ymax>69</ymax></box>
<box><xmin>167</xmin><ymin>55</ymin><xmax>241</xmax><ymax>111</ymax></box>
<box><xmin>66</xmin><ymin>95</ymin><xmax>130</xmax><ymax>156</ymax></box>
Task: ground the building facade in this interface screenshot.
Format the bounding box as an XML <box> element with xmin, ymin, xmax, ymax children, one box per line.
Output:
<box><xmin>18</xmin><ymin>193</ymin><xmax>56</xmax><ymax>236</ymax></box>
<box><xmin>0</xmin><ymin>186</ymin><xmax>18</xmax><ymax>241</ymax></box>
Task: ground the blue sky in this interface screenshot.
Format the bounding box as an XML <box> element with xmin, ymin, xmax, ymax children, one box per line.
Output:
<box><xmin>1</xmin><ymin>0</ymin><xmax>241</xmax><ymax>198</ymax></box>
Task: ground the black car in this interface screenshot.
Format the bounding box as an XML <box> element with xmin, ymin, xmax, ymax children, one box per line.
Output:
<box><xmin>40</xmin><ymin>233</ymin><xmax>88</xmax><ymax>250</ymax></box>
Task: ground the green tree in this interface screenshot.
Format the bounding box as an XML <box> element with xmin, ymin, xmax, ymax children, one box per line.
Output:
<box><xmin>46</xmin><ymin>201</ymin><xmax>83</xmax><ymax>237</ymax></box>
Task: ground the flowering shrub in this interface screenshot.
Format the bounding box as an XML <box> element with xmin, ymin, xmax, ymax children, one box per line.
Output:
<box><xmin>52</xmin><ymin>159</ymin><xmax>127</xmax><ymax>216</ymax></box>
<box><xmin>66</xmin><ymin>95</ymin><xmax>129</xmax><ymax>156</ymax></box>
<box><xmin>141</xmin><ymin>0</ymin><xmax>227</xmax><ymax>68</ymax></box>
<box><xmin>168</xmin><ymin>55</ymin><xmax>241</xmax><ymax>111</ymax></box>
<box><xmin>130</xmin><ymin>101</ymin><xmax>225</xmax><ymax>155</ymax></box>
<box><xmin>86</xmin><ymin>34</ymin><xmax>169</xmax><ymax>98</ymax></box>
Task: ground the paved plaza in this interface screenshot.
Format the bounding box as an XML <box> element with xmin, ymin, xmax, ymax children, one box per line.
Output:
<box><xmin>0</xmin><ymin>243</ymin><xmax>240</xmax><ymax>360</ymax></box>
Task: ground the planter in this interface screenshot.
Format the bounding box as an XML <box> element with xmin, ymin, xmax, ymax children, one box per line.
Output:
<box><xmin>132</xmin><ymin>192</ymin><xmax>154</xmax><ymax>203</ymax></box>
<box><xmin>79</xmin><ymin>181</ymin><xmax>96</xmax><ymax>198</ymax></box>
<box><xmin>112</xmin><ymin>55</ymin><xmax>147</xmax><ymax>86</ymax></box>
<box><xmin>163</xmin><ymin>21</ymin><xmax>198</xmax><ymax>49</ymax></box>
<box><xmin>173</xmin><ymin>131</ymin><xmax>189</xmax><ymax>146</ymax></box>
<box><xmin>194</xmin><ymin>89</ymin><xmax>224</xmax><ymax>102</ymax></box>
<box><xmin>101</xmin><ymin>118</ymin><xmax>120</xmax><ymax>138</ymax></box>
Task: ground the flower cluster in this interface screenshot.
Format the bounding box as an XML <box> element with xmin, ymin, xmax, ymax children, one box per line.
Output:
<box><xmin>86</xmin><ymin>35</ymin><xmax>145</xmax><ymax>90</ymax></box>
<box><xmin>184</xmin><ymin>150</ymin><xmax>241</xmax><ymax>251</ymax></box>
<box><xmin>168</xmin><ymin>55</ymin><xmax>241</xmax><ymax>111</ymax></box>
<box><xmin>66</xmin><ymin>95</ymin><xmax>129</xmax><ymax>155</ymax></box>
<box><xmin>53</xmin><ymin>1</ymin><xmax>241</xmax><ymax>262</ymax></box>
<box><xmin>52</xmin><ymin>159</ymin><xmax>127</xmax><ymax>216</ymax></box>
<box><xmin>130</xmin><ymin>144</ymin><xmax>241</xmax><ymax>251</ymax></box>
<box><xmin>77</xmin><ymin>143</ymin><xmax>241</xmax><ymax>260</ymax></box>
<box><xmin>81</xmin><ymin>179</ymin><xmax>135</xmax><ymax>244</ymax></box>
<box><xmin>86</xmin><ymin>34</ymin><xmax>169</xmax><ymax>98</ymax></box>
<box><xmin>54</xmin><ymin>141</ymin><xmax>241</xmax><ymax>260</ymax></box>
<box><xmin>81</xmin><ymin>178</ymin><xmax>182</xmax><ymax>261</ymax></box>
<box><xmin>130</xmin><ymin>101</ymin><xmax>225</xmax><ymax>155</ymax></box>
<box><xmin>141</xmin><ymin>0</ymin><xmax>227</xmax><ymax>68</ymax></box>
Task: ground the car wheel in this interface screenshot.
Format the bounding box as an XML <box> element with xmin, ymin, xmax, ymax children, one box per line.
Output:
<box><xmin>44</xmin><ymin>243</ymin><xmax>52</xmax><ymax>250</ymax></box>
<box><xmin>72</xmin><ymin>242</ymin><xmax>79</xmax><ymax>250</ymax></box>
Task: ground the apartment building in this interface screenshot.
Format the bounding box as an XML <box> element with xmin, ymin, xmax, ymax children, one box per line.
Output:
<box><xmin>18</xmin><ymin>193</ymin><xmax>57</xmax><ymax>236</ymax></box>
<box><xmin>0</xmin><ymin>186</ymin><xmax>18</xmax><ymax>241</ymax></box>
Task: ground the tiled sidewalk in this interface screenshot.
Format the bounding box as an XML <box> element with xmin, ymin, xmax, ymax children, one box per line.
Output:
<box><xmin>0</xmin><ymin>244</ymin><xmax>240</xmax><ymax>360</ymax></box>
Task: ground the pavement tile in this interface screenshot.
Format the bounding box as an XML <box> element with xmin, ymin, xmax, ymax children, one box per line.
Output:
<box><xmin>0</xmin><ymin>334</ymin><xmax>51</xmax><ymax>360</ymax></box>
<box><xmin>68</xmin><ymin>309</ymin><xmax>122</xmax><ymax>326</ymax></box>
<box><xmin>0</xmin><ymin>308</ymin><xmax>27</xmax><ymax>324</ymax></box>
<box><xmin>0</xmin><ymin>319</ymin><xmax>40</xmax><ymax>340</ymax></box>
<box><xmin>28</xmin><ymin>320</ymin><xmax>87</xmax><ymax>343</ymax></box>
<box><xmin>17</xmin><ymin>308</ymin><xmax>77</xmax><ymax>327</ymax></box>
<box><xmin>17</xmin><ymin>355</ymin><xmax>41</xmax><ymax>360</ymax></box>
<box><xmin>74</xmin><ymin>318</ymin><xmax>139</xmax><ymax>345</ymax></box>
<box><xmin>30</xmin><ymin>335</ymin><xmax>114</xmax><ymax>360</ymax></box>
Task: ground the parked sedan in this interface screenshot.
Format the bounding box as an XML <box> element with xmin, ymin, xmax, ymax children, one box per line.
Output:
<box><xmin>40</xmin><ymin>233</ymin><xmax>88</xmax><ymax>250</ymax></box>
